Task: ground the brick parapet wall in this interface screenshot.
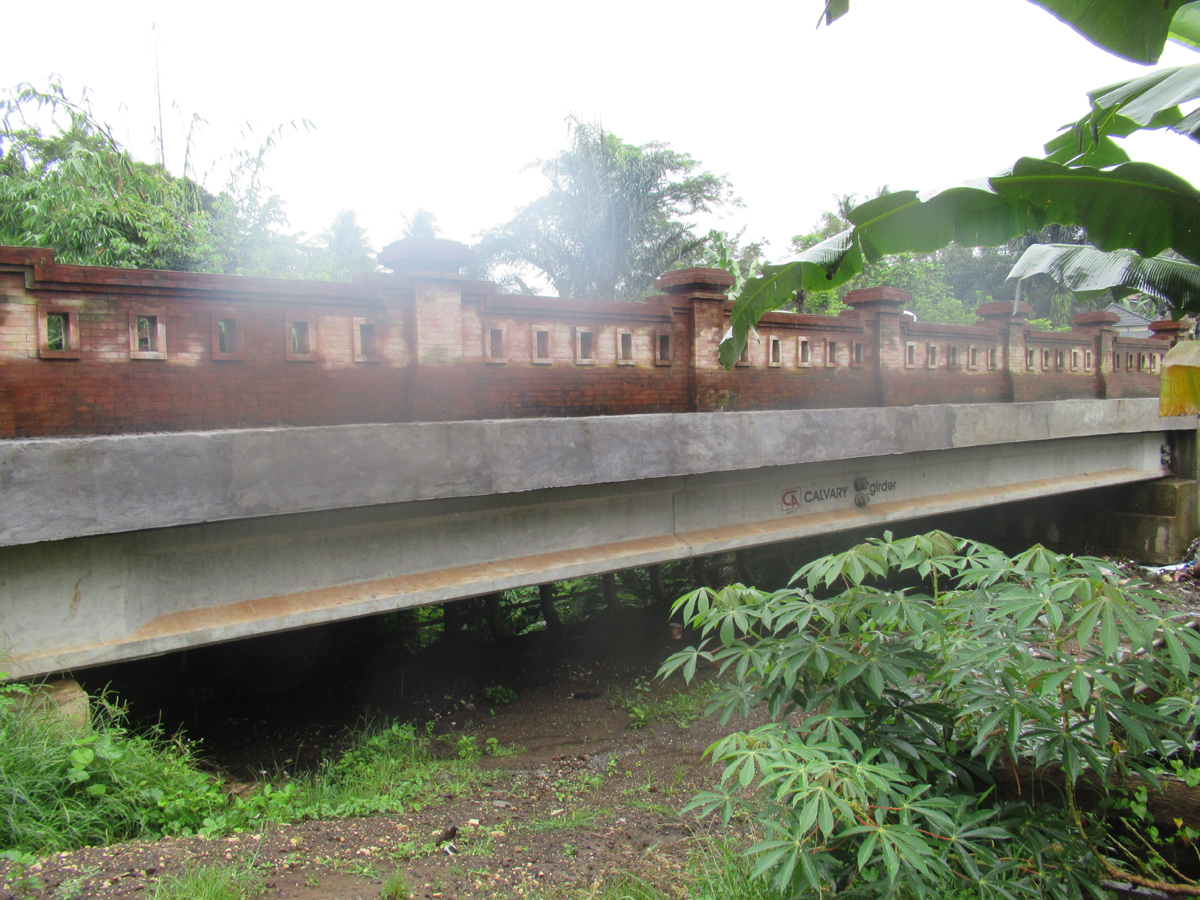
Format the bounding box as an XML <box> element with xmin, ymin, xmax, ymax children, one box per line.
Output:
<box><xmin>0</xmin><ymin>246</ymin><xmax>1169</xmax><ymax>438</ymax></box>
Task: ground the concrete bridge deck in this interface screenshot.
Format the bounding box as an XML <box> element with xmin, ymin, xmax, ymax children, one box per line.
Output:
<box><xmin>0</xmin><ymin>398</ymin><xmax>1194</xmax><ymax>679</ymax></box>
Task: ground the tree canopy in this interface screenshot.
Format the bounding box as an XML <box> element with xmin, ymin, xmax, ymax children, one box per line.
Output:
<box><xmin>473</xmin><ymin>119</ymin><xmax>734</xmax><ymax>301</ymax></box>
<box><xmin>0</xmin><ymin>82</ymin><xmax>376</xmax><ymax>281</ymax></box>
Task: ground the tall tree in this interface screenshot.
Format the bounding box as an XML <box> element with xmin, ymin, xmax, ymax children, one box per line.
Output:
<box><xmin>475</xmin><ymin>119</ymin><xmax>734</xmax><ymax>301</ymax></box>
<box><xmin>319</xmin><ymin>209</ymin><xmax>374</xmax><ymax>278</ymax></box>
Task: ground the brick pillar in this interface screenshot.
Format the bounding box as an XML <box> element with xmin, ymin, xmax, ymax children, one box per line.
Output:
<box><xmin>1150</xmin><ymin>319</ymin><xmax>1191</xmax><ymax>346</ymax></box>
<box><xmin>976</xmin><ymin>300</ymin><xmax>1034</xmax><ymax>402</ymax></box>
<box><xmin>843</xmin><ymin>287</ymin><xmax>910</xmax><ymax>406</ymax></box>
<box><xmin>1070</xmin><ymin>310</ymin><xmax>1120</xmax><ymax>398</ymax></box>
<box><xmin>653</xmin><ymin>267</ymin><xmax>735</xmax><ymax>412</ymax></box>
<box><xmin>378</xmin><ymin>238</ymin><xmax>475</xmax><ymax>419</ymax></box>
<box><xmin>378</xmin><ymin>238</ymin><xmax>476</xmax><ymax>366</ymax></box>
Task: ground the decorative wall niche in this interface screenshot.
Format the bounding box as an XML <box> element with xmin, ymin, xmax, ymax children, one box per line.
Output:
<box><xmin>616</xmin><ymin>329</ymin><xmax>635</xmax><ymax>365</ymax></box>
<box><xmin>354</xmin><ymin>317</ymin><xmax>383</xmax><ymax>363</ymax></box>
<box><xmin>532</xmin><ymin>325</ymin><xmax>553</xmax><ymax>364</ymax></box>
<box><xmin>654</xmin><ymin>331</ymin><xmax>672</xmax><ymax>366</ymax></box>
<box><xmin>285</xmin><ymin>315</ymin><xmax>317</xmax><ymax>362</ymax></box>
<box><xmin>483</xmin><ymin>323</ymin><xmax>507</xmax><ymax>365</ymax></box>
<box><xmin>211</xmin><ymin>310</ymin><xmax>245</xmax><ymax>361</ymax></box>
<box><xmin>129</xmin><ymin>306</ymin><xmax>167</xmax><ymax>360</ymax></box>
<box><xmin>37</xmin><ymin>304</ymin><xmax>82</xmax><ymax>359</ymax></box>
<box><xmin>575</xmin><ymin>327</ymin><xmax>595</xmax><ymax>365</ymax></box>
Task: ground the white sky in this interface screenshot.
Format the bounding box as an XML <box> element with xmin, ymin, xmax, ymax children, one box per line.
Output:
<box><xmin>3</xmin><ymin>0</ymin><xmax>1199</xmax><ymax>270</ymax></box>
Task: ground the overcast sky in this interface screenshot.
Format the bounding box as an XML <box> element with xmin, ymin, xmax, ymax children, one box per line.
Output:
<box><xmin>3</xmin><ymin>0</ymin><xmax>1199</xmax><ymax>270</ymax></box>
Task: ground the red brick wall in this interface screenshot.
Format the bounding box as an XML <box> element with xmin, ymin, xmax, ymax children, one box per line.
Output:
<box><xmin>0</xmin><ymin>248</ymin><xmax>1167</xmax><ymax>438</ymax></box>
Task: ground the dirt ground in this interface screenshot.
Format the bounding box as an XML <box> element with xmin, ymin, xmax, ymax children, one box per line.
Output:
<box><xmin>0</xmin><ymin>611</ymin><xmax>760</xmax><ymax>900</ymax></box>
<box><xmin>7</xmin><ymin>553</ymin><xmax>1200</xmax><ymax>900</ymax></box>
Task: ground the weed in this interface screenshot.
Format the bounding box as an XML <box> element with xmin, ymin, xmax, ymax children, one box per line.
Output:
<box><xmin>149</xmin><ymin>861</ymin><xmax>263</xmax><ymax>900</ymax></box>
<box><xmin>562</xmin><ymin>842</ymin><xmax>578</xmax><ymax>858</ymax></box>
<box><xmin>526</xmin><ymin>807</ymin><xmax>608</xmax><ymax>833</ymax></box>
<box><xmin>380</xmin><ymin>869</ymin><xmax>410</xmax><ymax>899</ymax></box>
<box><xmin>483</xmin><ymin>685</ymin><xmax>518</xmax><ymax>705</ymax></box>
<box><xmin>0</xmin><ymin>690</ymin><xmax>230</xmax><ymax>853</ymax></box>
<box><xmin>611</xmin><ymin>678</ymin><xmax>714</xmax><ymax>731</ymax></box>
<box><xmin>552</xmin><ymin>770</ymin><xmax>603</xmax><ymax>801</ymax></box>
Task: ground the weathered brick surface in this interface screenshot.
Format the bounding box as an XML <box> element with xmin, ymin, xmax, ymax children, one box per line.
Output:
<box><xmin>0</xmin><ymin>249</ymin><xmax>1168</xmax><ymax>438</ymax></box>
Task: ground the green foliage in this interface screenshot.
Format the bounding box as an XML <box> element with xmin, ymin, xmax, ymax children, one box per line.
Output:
<box><xmin>149</xmin><ymin>861</ymin><xmax>264</xmax><ymax>900</ymax></box>
<box><xmin>484</xmin><ymin>685</ymin><xmax>518</xmax><ymax>705</ymax></box>
<box><xmin>0</xmin><ymin>692</ymin><xmax>234</xmax><ymax>854</ymax></box>
<box><xmin>380</xmin><ymin>869</ymin><xmax>412</xmax><ymax>900</ymax></box>
<box><xmin>474</xmin><ymin>117</ymin><xmax>734</xmax><ymax>301</ymax></box>
<box><xmin>612</xmin><ymin>677</ymin><xmax>714</xmax><ymax>731</ymax></box>
<box><xmin>661</xmin><ymin>531</ymin><xmax>1200</xmax><ymax>897</ymax></box>
<box><xmin>0</xmin><ymin>80</ymin><xmax>374</xmax><ymax>281</ymax></box>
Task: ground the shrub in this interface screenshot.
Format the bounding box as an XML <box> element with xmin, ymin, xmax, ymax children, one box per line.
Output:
<box><xmin>661</xmin><ymin>530</ymin><xmax>1200</xmax><ymax>898</ymax></box>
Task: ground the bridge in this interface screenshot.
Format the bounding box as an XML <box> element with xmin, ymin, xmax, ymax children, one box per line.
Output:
<box><xmin>1</xmin><ymin>242</ymin><xmax>1196</xmax><ymax>678</ymax></box>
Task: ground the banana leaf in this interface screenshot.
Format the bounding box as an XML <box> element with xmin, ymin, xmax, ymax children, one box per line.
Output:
<box><xmin>1006</xmin><ymin>244</ymin><xmax>1200</xmax><ymax>311</ymax></box>
<box><xmin>725</xmin><ymin>159</ymin><xmax>1200</xmax><ymax>367</ymax></box>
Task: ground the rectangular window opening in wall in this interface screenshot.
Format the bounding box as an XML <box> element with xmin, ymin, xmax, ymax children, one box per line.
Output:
<box><xmin>351</xmin><ymin>317</ymin><xmax>381</xmax><ymax>363</ymax></box>
<box><xmin>968</xmin><ymin>346</ymin><xmax>978</xmax><ymax>370</ymax></box>
<box><xmin>1085</xmin><ymin>350</ymin><xmax>1093</xmax><ymax>371</ymax></box>
<box><xmin>38</xmin><ymin>307</ymin><xmax>82</xmax><ymax>359</ymax></box>
<box><xmin>1151</xmin><ymin>353</ymin><xmax>1159</xmax><ymax>373</ymax></box>
<box><xmin>218</xmin><ymin>319</ymin><xmax>237</xmax><ymax>354</ymax></box>
<box><xmin>575</xmin><ymin>328</ymin><xmax>595</xmax><ymax>364</ymax></box>
<box><xmin>532</xmin><ymin>326</ymin><xmax>552</xmax><ymax>364</ymax></box>
<box><xmin>285</xmin><ymin>316</ymin><xmax>317</xmax><ymax>361</ymax></box>
<box><xmin>769</xmin><ymin>335</ymin><xmax>782</xmax><ymax>367</ymax></box>
<box><xmin>826</xmin><ymin>340</ymin><xmax>839</xmax><ymax>367</ymax></box>
<box><xmin>483</xmin><ymin>323</ymin><xmax>507</xmax><ymax>364</ymax></box>
<box><xmin>211</xmin><ymin>311</ymin><xmax>245</xmax><ymax>361</ymax></box>
<box><xmin>1043</xmin><ymin>348</ymin><xmax>1052</xmax><ymax>370</ymax></box>
<box><xmin>927</xmin><ymin>344</ymin><xmax>938</xmax><ymax>369</ymax></box>
<box><xmin>1071</xmin><ymin>349</ymin><xmax>1079</xmax><ymax>371</ymax></box>
<box><xmin>737</xmin><ymin>340</ymin><xmax>751</xmax><ymax>366</ymax></box>
<box><xmin>1027</xmin><ymin>347</ymin><xmax>1036</xmax><ymax>370</ymax></box>
<box><xmin>617</xmin><ymin>329</ymin><xmax>635</xmax><ymax>365</ymax></box>
<box><xmin>988</xmin><ymin>347</ymin><xmax>997</xmax><ymax>370</ymax></box>
<box><xmin>1112</xmin><ymin>350</ymin><xmax>1119</xmax><ymax>372</ymax></box>
<box><xmin>129</xmin><ymin>307</ymin><xmax>167</xmax><ymax>360</ymax></box>
<box><xmin>1056</xmin><ymin>349</ymin><xmax>1066</xmax><ymax>370</ymax></box>
<box><xmin>852</xmin><ymin>341</ymin><xmax>863</xmax><ymax>366</ymax></box>
<box><xmin>905</xmin><ymin>342</ymin><xmax>916</xmax><ymax>368</ymax></box>
<box><xmin>1127</xmin><ymin>352</ymin><xmax>1135</xmax><ymax>371</ymax></box>
<box><xmin>655</xmin><ymin>331</ymin><xmax>671</xmax><ymax>366</ymax></box>
<box><xmin>948</xmin><ymin>345</ymin><xmax>959</xmax><ymax>367</ymax></box>
<box><xmin>799</xmin><ymin>337</ymin><xmax>812</xmax><ymax>366</ymax></box>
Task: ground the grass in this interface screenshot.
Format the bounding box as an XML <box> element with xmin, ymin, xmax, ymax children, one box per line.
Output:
<box><xmin>149</xmin><ymin>861</ymin><xmax>264</xmax><ymax>900</ymax></box>
<box><xmin>380</xmin><ymin>869</ymin><xmax>411</xmax><ymax>899</ymax></box>
<box><xmin>612</xmin><ymin>677</ymin><xmax>716</xmax><ymax>730</ymax></box>
<box><xmin>0</xmin><ymin>690</ymin><xmax>230</xmax><ymax>853</ymax></box>
<box><xmin>0</xmin><ymin>680</ymin><xmax>479</xmax><ymax>855</ymax></box>
<box><xmin>525</xmin><ymin>807</ymin><xmax>609</xmax><ymax>833</ymax></box>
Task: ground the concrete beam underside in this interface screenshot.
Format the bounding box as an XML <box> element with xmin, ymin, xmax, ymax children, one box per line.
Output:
<box><xmin>0</xmin><ymin>427</ymin><xmax>1175</xmax><ymax>678</ymax></box>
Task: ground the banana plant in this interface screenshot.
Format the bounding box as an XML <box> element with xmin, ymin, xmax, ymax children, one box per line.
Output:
<box><xmin>1005</xmin><ymin>243</ymin><xmax>1200</xmax><ymax>311</ymax></box>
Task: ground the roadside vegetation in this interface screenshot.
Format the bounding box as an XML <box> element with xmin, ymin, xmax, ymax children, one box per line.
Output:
<box><xmin>663</xmin><ymin>530</ymin><xmax>1200</xmax><ymax>898</ymax></box>
<box><xmin>0</xmin><ymin>687</ymin><xmax>495</xmax><ymax>859</ymax></box>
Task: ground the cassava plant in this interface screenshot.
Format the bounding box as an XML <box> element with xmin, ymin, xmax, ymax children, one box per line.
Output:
<box><xmin>660</xmin><ymin>531</ymin><xmax>1200</xmax><ymax>898</ymax></box>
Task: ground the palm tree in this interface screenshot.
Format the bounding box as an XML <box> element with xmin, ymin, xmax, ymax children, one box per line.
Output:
<box><xmin>319</xmin><ymin>209</ymin><xmax>374</xmax><ymax>276</ymax></box>
<box><xmin>475</xmin><ymin>119</ymin><xmax>733</xmax><ymax>301</ymax></box>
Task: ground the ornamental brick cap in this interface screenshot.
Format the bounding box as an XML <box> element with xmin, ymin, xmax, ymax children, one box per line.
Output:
<box><xmin>843</xmin><ymin>286</ymin><xmax>910</xmax><ymax>307</ymax></box>
<box><xmin>654</xmin><ymin>267</ymin><xmax>735</xmax><ymax>295</ymax></box>
<box><xmin>378</xmin><ymin>238</ymin><xmax>475</xmax><ymax>275</ymax></box>
<box><xmin>1070</xmin><ymin>310</ymin><xmax>1120</xmax><ymax>327</ymax></box>
<box><xmin>1150</xmin><ymin>318</ymin><xmax>1193</xmax><ymax>338</ymax></box>
<box><xmin>975</xmin><ymin>300</ymin><xmax>1034</xmax><ymax>320</ymax></box>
